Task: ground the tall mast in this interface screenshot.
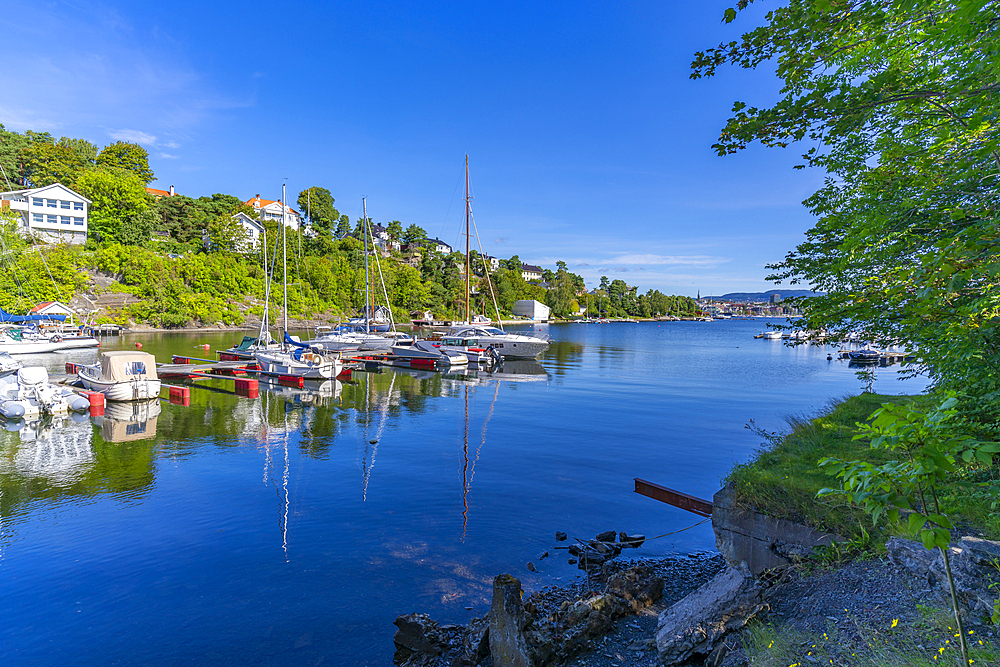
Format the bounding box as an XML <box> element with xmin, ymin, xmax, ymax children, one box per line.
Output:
<box><xmin>282</xmin><ymin>183</ymin><xmax>288</xmax><ymax>342</ymax></box>
<box><xmin>363</xmin><ymin>197</ymin><xmax>370</xmax><ymax>333</ymax></box>
<box><xmin>465</xmin><ymin>155</ymin><xmax>471</xmax><ymax>324</ymax></box>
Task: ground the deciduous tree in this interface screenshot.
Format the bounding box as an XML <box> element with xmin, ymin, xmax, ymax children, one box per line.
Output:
<box><xmin>97</xmin><ymin>141</ymin><xmax>154</xmax><ymax>184</ymax></box>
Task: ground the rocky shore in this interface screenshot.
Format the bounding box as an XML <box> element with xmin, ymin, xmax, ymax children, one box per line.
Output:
<box><xmin>391</xmin><ymin>487</ymin><xmax>1000</xmax><ymax>667</ymax></box>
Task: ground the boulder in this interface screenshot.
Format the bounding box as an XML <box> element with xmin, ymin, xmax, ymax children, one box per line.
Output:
<box><xmin>887</xmin><ymin>536</ymin><xmax>1000</xmax><ymax>617</ymax></box>
<box><xmin>595</xmin><ymin>530</ymin><xmax>617</xmax><ymax>543</ymax></box>
<box><xmin>619</xmin><ymin>532</ymin><xmax>645</xmax><ymax>548</ymax></box>
<box><xmin>393</xmin><ymin>613</ymin><xmax>448</xmax><ymax>663</ymax></box>
<box><xmin>463</xmin><ymin>616</ymin><xmax>490</xmax><ymax>665</ymax></box>
<box><xmin>712</xmin><ymin>483</ymin><xmax>842</xmax><ymax>576</ymax></box>
<box><xmin>655</xmin><ymin>565</ymin><xmax>766</xmax><ymax>664</ymax></box>
<box><xmin>605</xmin><ymin>564</ymin><xmax>664</xmax><ymax>611</ymax></box>
<box><xmin>555</xmin><ymin>531</ymin><xmax>568</xmax><ymax>541</ymax></box>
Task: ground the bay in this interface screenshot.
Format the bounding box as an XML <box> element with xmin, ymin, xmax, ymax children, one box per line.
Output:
<box><xmin>0</xmin><ymin>320</ymin><xmax>927</xmax><ymax>665</ymax></box>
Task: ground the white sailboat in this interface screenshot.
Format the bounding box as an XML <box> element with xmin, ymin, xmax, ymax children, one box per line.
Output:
<box><xmin>253</xmin><ymin>184</ymin><xmax>341</xmax><ymax>381</ymax></box>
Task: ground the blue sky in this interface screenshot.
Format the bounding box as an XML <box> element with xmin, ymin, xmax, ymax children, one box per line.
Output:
<box><xmin>0</xmin><ymin>1</ymin><xmax>820</xmax><ymax>296</ymax></box>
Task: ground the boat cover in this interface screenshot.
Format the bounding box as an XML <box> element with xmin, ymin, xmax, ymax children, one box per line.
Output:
<box><xmin>98</xmin><ymin>351</ymin><xmax>159</xmax><ymax>381</ymax></box>
<box><xmin>0</xmin><ymin>308</ymin><xmax>67</xmax><ymax>323</ymax></box>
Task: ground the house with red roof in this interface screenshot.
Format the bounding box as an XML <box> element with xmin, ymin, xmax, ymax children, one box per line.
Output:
<box><xmin>245</xmin><ymin>194</ymin><xmax>302</xmax><ymax>231</ymax></box>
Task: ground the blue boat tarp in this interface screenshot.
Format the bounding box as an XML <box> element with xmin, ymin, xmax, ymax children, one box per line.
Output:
<box><xmin>0</xmin><ymin>308</ymin><xmax>67</xmax><ymax>323</ymax></box>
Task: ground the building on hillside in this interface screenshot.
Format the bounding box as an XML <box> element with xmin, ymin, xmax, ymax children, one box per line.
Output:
<box><xmin>231</xmin><ymin>212</ymin><xmax>265</xmax><ymax>251</ymax></box>
<box><xmin>0</xmin><ymin>183</ymin><xmax>90</xmax><ymax>244</ymax></box>
<box><xmin>424</xmin><ymin>238</ymin><xmax>452</xmax><ymax>254</ymax></box>
<box><xmin>370</xmin><ymin>223</ymin><xmax>400</xmax><ymax>252</ymax></box>
<box><xmin>146</xmin><ymin>185</ymin><xmax>177</xmax><ymax>199</ymax></box>
<box><xmin>481</xmin><ymin>254</ymin><xmax>500</xmax><ymax>271</ymax></box>
<box><xmin>29</xmin><ymin>301</ymin><xmax>77</xmax><ymax>324</ymax></box>
<box><xmin>521</xmin><ymin>264</ymin><xmax>543</xmax><ymax>281</ymax></box>
<box><xmin>246</xmin><ymin>194</ymin><xmax>302</xmax><ymax>231</ymax></box>
<box><xmin>513</xmin><ymin>299</ymin><xmax>550</xmax><ymax>322</ymax></box>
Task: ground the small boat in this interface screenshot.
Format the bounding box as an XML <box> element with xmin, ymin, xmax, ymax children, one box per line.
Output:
<box><xmin>0</xmin><ymin>351</ymin><xmax>21</xmax><ymax>378</ymax></box>
<box><xmin>0</xmin><ymin>326</ymin><xmax>99</xmax><ymax>354</ymax></box>
<box><xmin>78</xmin><ymin>351</ymin><xmax>162</xmax><ymax>401</ymax></box>
<box><xmin>848</xmin><ymin>349</ymin><xmax>880</xmax><ymax>364</ymax></box>
<box><xmin>437</xmin><ymin>335</ymin><xmax>501</xmax><ymax>366</ymax></box>
<box><xmin>444</xmin><ymin>324</ymin><xmax>549</xmax><ymax>358</ymax></box>
<box><xmin>390</xmin><ymin>339</ymin><xmax>468</xmax><ymax>365</ymax></box>
<box><xmin>754</xmin><ymin>331</ymin><xmax>782</xmax><ymax>340</ymax></box>
<box><xmin>0</xmin><ymin>366</ymin><xmax>91</xmax><ymax>419</ymax></box>
<box><xmin>253</xmin><ymin>334</ymin><xmax>342</xmax><ymax>380</ymax></box>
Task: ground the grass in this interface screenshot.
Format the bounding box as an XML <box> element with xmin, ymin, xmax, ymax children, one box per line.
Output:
<box><xmin>740</xmin><ymin>612</ymin><xmax>1000</xmax><ymax>667</ymax></box>
<box><xmin>727</xmin><ymin>393</ymin><xmax>1000</xmax><ymax>547</ymax></box>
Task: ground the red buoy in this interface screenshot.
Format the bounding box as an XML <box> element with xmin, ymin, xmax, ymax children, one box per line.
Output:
<box><xmin>203</xmin><ymin>344</ymin><xmax>210</xmax><ymax>351</ymax></box>
<box><xmin>135</xmin><ymin>342</ymin><xmax>142</xmax><ymax>349</ymax></box>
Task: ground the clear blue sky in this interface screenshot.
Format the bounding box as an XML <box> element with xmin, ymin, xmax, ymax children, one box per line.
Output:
<box><xmin>0</xmin><ymin>1</ymin><xmax>820</xmax><ymax>297</ymax></box>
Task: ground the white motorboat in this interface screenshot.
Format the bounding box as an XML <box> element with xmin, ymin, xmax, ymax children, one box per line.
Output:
<box><xmin>0</xmin><ymin>366</ymin><xmax>91</xmax><ymax>419</ymax></box>
<box><xmin>754</xmin><ymin>330</ymin><xmax>782</xmax><ymax>340</ymax></box>
<box><xmin>444</xmin><ymin>324</ymin><xmax>549</xmax><ymax>358</ymax></box>
<box><xmin>388</xmin><ymin>339</ymin><xmax>470</xmax><ymax>365</ymax></box>
<box><xmin>78</xmin><ymin>351</ymin><xmax>162</xmax><ymax>401</ymax></box>
<box><xmin>0</xmin><ymin>351</ymin><xmax>21</xmax><ymax>377</ymax></box>
<box><xmin>437</xmin><ymin>335</ymin><xmax>501</xmax><ymax>366</ymax></box>
<box><xmin>0</xmin><ymin>327</ymin><xmax>99</xmax><ymax>354</ymax></box>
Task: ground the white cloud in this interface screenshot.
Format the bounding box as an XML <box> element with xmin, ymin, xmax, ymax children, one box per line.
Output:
<box><xmin>158</xmin><ymin>153</ymin><xmax>180</xmax><ymax>159</ymax></box>
<box><xmin>109</xmin><ymin>129</ymin><xmax>157</xmax><ymax>145</ymax></box>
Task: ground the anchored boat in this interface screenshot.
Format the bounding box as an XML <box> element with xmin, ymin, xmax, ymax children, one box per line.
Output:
<box><xmin>0</xmin><ymin>366</ymin><xmax>90</xmax><ymax>419</ymax></box>
<box><xmin>78</xmin><ymin>351</ymin><xmax>162</xmax><ymax>401</ymax></box>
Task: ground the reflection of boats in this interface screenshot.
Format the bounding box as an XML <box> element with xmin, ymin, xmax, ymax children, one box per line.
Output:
<box><xmin>261</xmin><ymin>378</ymin><xmax>342</xmax><ymax>404</ymax></box>
<box><xmin>78</xmin><ymin>351</ymin><xmax>162</xmax><ymax>401</ymax></box>
<box><xmin>0</xmin><ymin>366</ymin><xmax>90</xmax><ymax>419</ymax></box>
<box><xmin>4</xmin><ymin>413</ymin><xmax>94</xmax><ymax>485</ymax></box>
<box><xmin>93</xmin><ymin>399</ymin><xmax>161</xmax><ymax>442</ymax></box>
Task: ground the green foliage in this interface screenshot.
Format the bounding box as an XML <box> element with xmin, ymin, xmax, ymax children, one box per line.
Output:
<box><xmin>696</xmin><ymin>1</ymin><xmax>1000</xmax><ymax>417</ymax></box>
<box><xmin>57</xmin><ymin>137</ymin><xmax>98</xmax><ymax>164</ymax></box>
<box><xmin>96</xmin><ymin>142</ymin><xmax>154</xmax><ymax>184</ymax></box>
<box><xmin>76</xmin><ymin>167</ymin><xmax>151</xmax><ymax>245</ymax></box>
<box><xmin>402</xmin><ymin>223</ymin><xmax>427</xmax><ymax>245</ymax></box>
<box><xmin>207</xmin><ymin>215</ymin><xmax>251</xmax><ymax>255</ymax></box>
<box><xmin>297</xmin><ymin>186</ymin><xmax>341</xmax><ymax>235</ymax></box>
<box><xmin>22</xmin><ymin>140</ymin><xmax>88</xmax><ymax>187</ymax></box>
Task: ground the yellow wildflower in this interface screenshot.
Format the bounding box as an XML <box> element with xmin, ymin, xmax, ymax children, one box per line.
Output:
<box><xmin>891</xmin><ymin>618</ymin><xmax>898</xmax><ymax>628</ymax></box>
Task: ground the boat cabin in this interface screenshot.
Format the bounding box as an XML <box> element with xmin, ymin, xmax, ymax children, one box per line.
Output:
<box><xmin>98</xmin><ymin>351</ymin><xmax>159</xmax><ymax>382</ymax></box>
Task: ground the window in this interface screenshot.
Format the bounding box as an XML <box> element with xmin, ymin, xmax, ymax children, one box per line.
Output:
<box><xmin>61</xmin><ymin>216</ymin><xmax>71</xmax><ymax>225</ymax></box>
<box><xmin>47</xmin><ymin>215</ymin><xmax>57</xmax><ymax>225</ymax></box>
<box><xmin>46</xmin><ymin>199</ymin><xmax>57</xmax><ymax>208</ymax></box>
<box><xmin>32</xmin><ymin>197</ymin><xmax>44</xmax><ymax>206</ymax></box>
<box><xmin>73</xmin><ymin>202</ymin><xmax>83</xmax><ymax>211</ymax></box>
<box><xmin>33</xmin><ymin>213</ymin><xmax>43</xmax><ymax>224</ymax></box>
<box><xmin>73</xmin><ymin>217</ymin><xmax>84</xmax><ymax>226</ymax></box>
<box><xmin>125</xmin><ymin>361</ymin><xmax>147</xmax><ymax>376</ymax></box>
<box><xmin>60</xmin><ymin>200</ymin><xmax>70</xmax><ymax>209</ymax></box>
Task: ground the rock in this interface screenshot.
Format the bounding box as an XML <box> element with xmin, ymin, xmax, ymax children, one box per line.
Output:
<box><xmin>539</xmin><ymin>551</ymin><xmax>549</xmax><ymax>560</ymax></box>
<box><xmin>959</xmin><ymin>536</ymin><xmax>1000</xmax><ymax>565</ymax></box>
<box><xmin>590</xmin><ymin>540</ymin><xmax>614</xmax><ymax>555</ymax></box>
<box><xmin>712</xmin><ymin>483</ymin><xmax>842</xmax><ymax>576</ymax></box>
<box><xmin>555</xmin><ymin>531</ymin><xmax>568</xmax><ymax>541</ymax></box>
<box><xmin>706</xmin><ymin>641</ymin><xmax>731</xmax><ymax>667</ymax></box>
<box><xmin>886</xmin><ymin>536</ymin><xmax>937</xmax><ymax>583</ymax></box>
<box><xmin>605</xmin><ymin>565</ymin><xmax>664</xmax><ymax>611</ymax></box>
<box><xmin>595</xmin><ymin>530</ymin><xmax>617</xmax><ymax>543</ymax></box>
<box><xmin>568</xmin><ymin>558</ymin><xmax>578</xmax><ymax>565</ymax></box>
<box><xmin>526</xmin><ymin>562</ymin><xmax>536</xmax><ymax>572</ymax></box>
<box><xmin>489</xmin><ymin>574</ymin><xmax>534</xmax><ymax>667</ymax></box>
<box><xmin>619</xmin><ymin>532</ymin><xmax>645</xmax><ymax>548</ymax></box>
<box><xmin>463</xmin><ymin>616</ymin><xmax>490</xmax><ymax>665</ymax></box>
<box><xmin>393</xmin><ymin>613</ymin><xmax>447</xmax><ymax>663</ymax></box>
<box><xmin>655</xmin><ymin>565</ymin><xmax>766</xmax><ymax>664</ymax></box>
<box><xmin>568</xmin><ymin>544</ymin><xmax>583</xmax><ymax>557</ymax></box>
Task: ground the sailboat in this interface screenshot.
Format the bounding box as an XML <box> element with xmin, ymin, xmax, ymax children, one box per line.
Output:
<box><xmin>253</xmin><ymin>184</ymin><xmax>341</xmax><ymax>381</ymax></box>
<box><xmin>445</xmin><ymin>156</ymin><xmax>550</xmax><ymax>359</ymax></box>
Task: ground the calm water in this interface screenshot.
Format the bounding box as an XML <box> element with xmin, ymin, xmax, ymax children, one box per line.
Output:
<box><xmin>0</xmin><ymin>320</ymin><xmax>928</xmax><ymax>666</ymax></box>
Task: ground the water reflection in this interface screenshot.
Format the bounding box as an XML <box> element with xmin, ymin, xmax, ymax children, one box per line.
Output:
<box><xmin>94</xmin><ymin>400</ymin><xmax>160</xmax><ymax>442</ymax></box>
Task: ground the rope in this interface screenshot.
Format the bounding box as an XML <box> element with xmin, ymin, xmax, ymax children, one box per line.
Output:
<box><xmin>555</xmin><ymin>518</ymin><xmax>711</xmax><ymax>550</ymax></box>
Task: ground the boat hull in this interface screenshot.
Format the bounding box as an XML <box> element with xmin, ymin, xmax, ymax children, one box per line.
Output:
<box><xmin>78</xmin><ymin>368</ymin><xmax>162</xmax><ymax>401</ymax></box>
<box><xmin>253</xmin><ymin>351</ymin><xmax>341</xmax><ymax>380</ymax></box>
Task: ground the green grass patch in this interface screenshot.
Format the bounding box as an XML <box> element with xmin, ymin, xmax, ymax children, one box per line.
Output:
<box><xmin>727</xmin><ymin>393</ymin><xmax>1000</xmax><ymax>546</ymax></box>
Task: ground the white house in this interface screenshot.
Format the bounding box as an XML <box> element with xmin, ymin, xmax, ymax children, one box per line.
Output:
<box><xmin>370</xmin><ymin>223</ymin><xmax>400</xmax><ymax>252</ymax></box>
<box><xmin>521</xmin><ymin>264</ymin><xmax>543</xmax><ymax>281</ymax></box>
<box><xmin>513</xmin><ymin>299</ymin><xmax>550</xmax><ymax>322</ymax></box>
<box><xmin>482</xmin><ymin>255</ymin><xmax>500</xmax><ymax>272</ymax></box>
<box><xmin>231</xmin><ymin>212</ymin><xmax>265</xmax><ymax>251</ymax></box>
<box><xmin>427</xmin><ymin>238</ymin><xmax>452</xmax><ymax>254</ymax></box>
<box><xmin>0</xmin><ymin>183</ymin><xmax>90</xmax><ymax>244</ymax></box>
<box><xmin>246</xmin><ymin>194</ymin><xmax>302</xmax><ymax>231</ymax></box>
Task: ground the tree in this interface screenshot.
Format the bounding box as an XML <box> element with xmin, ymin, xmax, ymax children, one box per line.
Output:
<box><xmin>97</xmin><ymin>142</ymin><xmax>154</xmax><ymax>184</ymax></box>
<box><xmin>386</xmin><ymin>220</ymin><xmax>403</xmax><ymax>242</ymax></box>
<box><xmin>402</xmin><ymin>223</ymin><xmax>427</xmax><ymax>246</ymax></box>
<box><xmin>297</xmin><ymin>187</ymin><xmax>340</xmax><ymax>235</ymax></box>
<box><xmin>696</xmin><ymin>1</ymin><xmax>1000</xmax><ymax>415</ymax></box>
<box><xmin>334</xmin><ymin>216</ymin><xmax>351</xmax><ymax>238</ymax></box>
<box><xmin>76</xmin><ymin>167</ymin><xmax>151</xmax><ymax>245</ymax></box>
<box><xmin>57</xmin><ymin>137</ymin><xmax>98</xmax><ymax>164</ymax></box>
<box><xmin>22</xmin><ymin>141</ymin><xmax>87</xmax><ymax>187</ymax></box>
<box><xmin>208</xmin><ymin>215</ymin><xmax>251</xmax><ymax>255</ymax></box>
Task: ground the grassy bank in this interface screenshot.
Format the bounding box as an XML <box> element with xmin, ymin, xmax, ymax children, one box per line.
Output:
<box><xmin>728</xmin><ymin>392</ymin><xmax>1000</xmax><ymax>548</ymax></box>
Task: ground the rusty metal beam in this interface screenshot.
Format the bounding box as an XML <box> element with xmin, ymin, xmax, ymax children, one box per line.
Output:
<box><xmin>634</xmin><ymin>478</ymin><xmax>713</xmax><ymax>518</ymax></box>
